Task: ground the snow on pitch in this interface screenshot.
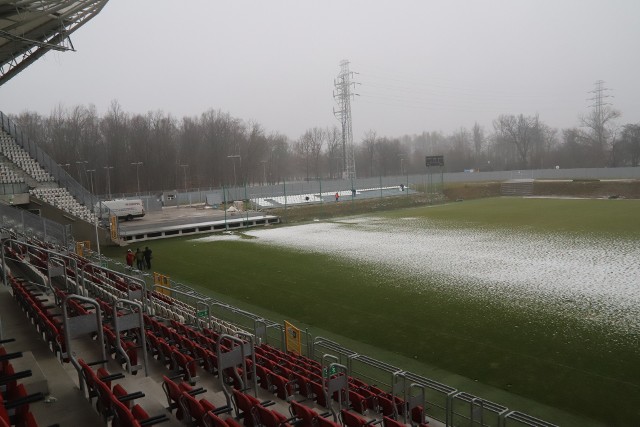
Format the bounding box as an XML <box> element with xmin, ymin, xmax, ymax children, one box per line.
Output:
<box><xmin>193</xmin><ymin>218</ymin><xmax>640</xmax><ymax>336</ymax></box>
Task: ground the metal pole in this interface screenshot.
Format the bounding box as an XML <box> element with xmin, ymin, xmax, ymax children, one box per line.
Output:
<box><xmin>131</xmin><ymin>162</ymin><xmax>143</xmax><ymax>196</ymax></box>
<box><xmin>406</xmin><ymin>169</ymin><xmax>409</xmax><ymax>197</ymax></box>
<box><xmin>86</xmin><ymin>169</ymin><xmax>95</xmax><ymax>194</ymax></box>
<box><xmin>227</xmin><ymin>155</ymin><xmax>241</xmax><ymax>192</ymax></box>
<box><xmin>283</xmin><ymin>181</ymin><xmax>287</xmax><ymax>210</ymax></box>
<box><xmin>179</xmin><ymin>164</ymin><xmax>188</xmax><ymax>195</ymax></box>
<box><xmin>223</xmin><ymin>185</ymin><xmax>228</xmax><ymax>230</ymax></box>
<box><xmin>104</xmin><ymin>166</ymin><xmax>113</xmax><ymax>199</ymax></box>
<box><xmin>95</xmin><ymin>215</ymin><xmax>101</xmax><ymax>261</ymax></box>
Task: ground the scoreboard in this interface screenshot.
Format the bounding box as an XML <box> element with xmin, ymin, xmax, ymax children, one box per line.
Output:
<box><xmin>425</xmin><ymin>155</ymin><xmax>444</xmax><ymax>167</ymax></box>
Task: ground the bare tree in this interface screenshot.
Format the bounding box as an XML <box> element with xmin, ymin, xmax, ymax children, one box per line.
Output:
<box><xmin>267</xmin><ymin>132</ymin><xmax>290</xmax><ymax>184</ymax></box>
<box><xmin>531</xmin><ymin>122</ymin><xmax>557</xmax><ymax>169</ymax></box>
<box><xmin>472</xmin><ymin>122</ymin><xmax>484</xmax><ymax>169</ymax></box>
<box><xmin>620</xmin><ymin>123</ymin><xmax>640</xmax><ymax>167</ymax></box>
<box><xmin>493</xmin><ymin>114</ymin><xmax>539</xmax><ymax>169</ymax></box>
<box><xmin>362</xmin><ymin>130</ymin><xmax>377</xmax><ymax>177</ymax></box>
<box><xmin>375</xmin><ymin>137</ymin><xmax>402</xmax><ymax>176</ymax></box>
<box><xmin>448</xmin><ymin>127</ymin><xmax>471</xmax><ymax>171</ymax></box>
<box><xmin>580</xmin><ymin>105</ymin><xmax>621</xmax><ymax>167</ymax></box>
<box><xmin>325</xmin><ymin>126</ymin><xmax>341</xmax><ymax>179</ymax></box>
<box><xmin>294</xmin><ymin>134</ymin><xmax>312</xmax><ymax>180</ymax></box>
<box><xmin>306</xmin><ymin>127</ymin><xmax>325</xmax><ymax>179</ymax></box>
<box><xmin>242</xmin><ymin>122</ymin><xmax>269</xmax><ymax>185</ymax></box>
<box><xmin>149</xmin><ymin>111</ymin><xmax>178</xmax><ymax>191</ymax></box>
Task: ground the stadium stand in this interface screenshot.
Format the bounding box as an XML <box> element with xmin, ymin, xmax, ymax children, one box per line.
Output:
<box><xmin>0</xmin><ymin>163</ymin><xmax>24</xmax><ymax>185</ymax></box>
<box><xmin>0</xmin><ymin>131</ymin><xmax>54</xmax><ymax>183</ymax></box>
<box><xmin>0</xmin><ymin>227</ymin><xmax>558</xmax><ymax>427</ymax></box>
<box><xmin>0</xmin><ymin>129</ymin><xmax>97</xmax><ymax>223</ymax></box>
<box><xmin>29</xmin><ymin>187</ymin><xmax>97</xmax><ymax>223</ymax></box>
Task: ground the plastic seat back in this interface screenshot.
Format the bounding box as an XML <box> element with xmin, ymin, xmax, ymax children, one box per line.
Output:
<box><xmin>340</xmin><ymin>409</ymin><xmax>366</xmax><ymax>427</ymax></box>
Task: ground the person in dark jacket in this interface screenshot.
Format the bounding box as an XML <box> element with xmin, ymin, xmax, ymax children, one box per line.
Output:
<box><xmin>135</xmin><ymin>248</ymin><xmax>145</xmax><ymax>270</ymax></box>
<box><xmin>143</xmin><ymin>246</ymin><xmax>153</xmax><ymax>270</ymax></box>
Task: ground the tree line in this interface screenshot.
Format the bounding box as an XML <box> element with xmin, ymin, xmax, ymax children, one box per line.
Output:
<box><xmin>10</xmin><ymin>100</ymin><xmax>639</xmax><ymax>195</ymax></box>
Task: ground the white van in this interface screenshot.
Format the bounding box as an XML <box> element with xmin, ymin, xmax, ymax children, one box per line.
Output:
<box><xmin>95</xmin><ymin>199</ymin><xmax>145</xmax><ymax>221</ymax></box>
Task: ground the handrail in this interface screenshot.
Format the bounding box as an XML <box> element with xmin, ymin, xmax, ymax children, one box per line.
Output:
<box><xmin>113</xmin><ymin>298</ymin><xmax>148</xmax><ymax>376</ymax></box>
<box><xmin>216</xmin><ymin>333</ymin><xmax>257</xmax><ymax>401</ymax></box>
<box><xmin>1</xmin><ymin>239</ymin><xmax>79</xmax><ymax>297</ymax></box>
<box><xmin>81</xmin><ymin>263</ymin><xmax>148</xmax><ymax>311</ymax></box>
<box><xmin>62</xmin><ymin>294</ymin><xmax>105</xmax><ymax>393</ymax></box>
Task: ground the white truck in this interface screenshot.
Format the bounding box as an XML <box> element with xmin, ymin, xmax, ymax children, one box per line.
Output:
<box><xmin>95</xmin><ymin>199</ymin><xmax>145</xmax><ymax>221</ymax></box>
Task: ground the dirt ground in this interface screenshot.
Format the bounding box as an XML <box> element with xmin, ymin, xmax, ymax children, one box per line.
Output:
<box><xmin>443</xmin><ymin>179</ymin><xmax>640</xmax><ymax>201</ymax></box>
<box><xmin>532</xmin><ymin>179</ymin><xmax>640</xmax><ymax>199</ymax></box>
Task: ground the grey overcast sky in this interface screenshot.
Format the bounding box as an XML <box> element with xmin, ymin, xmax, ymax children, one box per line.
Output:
<box><xmin>1</xmin><ymin>0</ymin><xmax>639</xmax><ymax>141</ymax></box>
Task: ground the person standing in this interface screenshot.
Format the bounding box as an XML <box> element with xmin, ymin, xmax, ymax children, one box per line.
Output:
<box><xmin>143</xmin><ymin>246</ymin><xmax>153</xmax><ymax>270</ymax></box>
<box><xmin>125</xmin><ymin>249</ymin><xmax>134</xmax><ymax>269</ymax></box>
<box><xmin>135</xmin><ymin>248</ymin><xmax>145</xmax><ymax>270</ymax></box>
<box><xmin>335</xmin><ymin>192</ymin><xmax>339</xmax><ymax>202</ymax></box>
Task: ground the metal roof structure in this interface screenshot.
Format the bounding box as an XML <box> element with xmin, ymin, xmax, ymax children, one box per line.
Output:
<box><xmin>0</xmin><ymin>0</ymin><xmax>108</xmax><ymax>86</ymax></box>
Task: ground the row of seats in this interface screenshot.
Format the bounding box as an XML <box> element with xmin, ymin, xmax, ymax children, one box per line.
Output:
<box><xmin>77</xmin><ymin>358</ymin><xmax>168</xmax><ymax>427</ymax></box>
<box><xmin>4</xmin><ymin>248</ymin><xmax>172</xmax><ymax>426</ymax></box>
<box><xmin>29</xmin><ymin>187</ymin><xmax>97</xmax><ymax>223</ymax></box>
<box><xmin>0</xmin><ymin>133</ymin><xmax>55</xmax><ymax>183</ymax></box>
<box><xmin>0</xmin><ymin>131</ymin><xmax>96</xmax><ymax>224</ymax></box>
<box><xmin>0</xmin><ymin>163</ymin><xmax>24</xmax><ymax>184</ymax></box>
<box><xmin>162</xmin><ymin>374</ymin><xmax>235</xmax><ymax>427</ymax></box>
<box><xmin>8</xmin><ymin>275</ymin><xmax>67</xmax><ymax>362</ymax></box>
<box><xmin>6</xmin><ymin>235</ymin><xmax>427</xmax><ymax>427</ymax></box>
<box><xmin>145</xmin><ymin>311</ymin><xmax>372</xmax><ymax>421</ymax></box>
<box><xmin>254</xmin><ymin>344</ymin><xmax>427</xmax><ymax>425</ymax></box>
<box><xmin>144</xmin><ymin>301</ymin><xmax>413</xmax><ymax>424</ymax></box>
<box><xmin>0</xmin><ymin>338</ymin><xmax>46</xmax><ymax>427</ymax></box>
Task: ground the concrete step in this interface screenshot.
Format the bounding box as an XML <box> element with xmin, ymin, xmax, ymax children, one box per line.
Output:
<box><xmin>501</xmin><ymin>179</ymin><xmax>534</xmax><ymax>196</ymax></box>
<box><xmin>7</xmin><ymin>351</ymin><xmax>49</xmax><ymax>396</ymax></box>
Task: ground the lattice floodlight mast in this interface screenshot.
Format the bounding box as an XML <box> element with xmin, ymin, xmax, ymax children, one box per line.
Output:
<box><xmin>333</xmin><ymin>59</ymin><xmax>357</xmax><ymax>181</ymax></box>
<box><xmin>0</xmin><ymin>0</ymin><xmax>109</xmax><ymax>87</ymax></box>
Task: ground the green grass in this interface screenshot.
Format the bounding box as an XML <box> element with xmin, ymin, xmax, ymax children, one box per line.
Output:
<box><xmin>103</xmin><ymin>197</ymin><xmax>640</xmax><ymax>426</ymax></box>
<box><xmin>382</xmin><ymin>197</ymin><xmax>640</xmax><ymax>237</ymax></box>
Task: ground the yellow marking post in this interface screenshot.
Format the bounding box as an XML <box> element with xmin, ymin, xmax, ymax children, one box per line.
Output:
<box><xmin>284</xmin><ymin>320</ymin><xmax>302</xmax><ymax>355</ymax></box>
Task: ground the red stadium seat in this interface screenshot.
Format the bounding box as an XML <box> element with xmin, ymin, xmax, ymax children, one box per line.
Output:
<box><xmin>340</xmin><ymin>409</ymin><xmax>368</xmax><ymax>427</ymax></box>
<box><xmin>383</xmin><ymin>416</ymin><xmax>406</xmax><ymax>427</ymax></box>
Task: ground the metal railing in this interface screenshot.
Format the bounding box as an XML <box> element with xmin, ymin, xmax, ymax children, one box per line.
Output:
<box><xmin>0</xmin><ymin>203</ymin><xmax>71</xmax><ymax>247</ymax></box>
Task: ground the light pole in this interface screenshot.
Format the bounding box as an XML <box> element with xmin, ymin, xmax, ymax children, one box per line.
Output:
<box><xmin>227</xmin><ymin>155</ymin><xmax>241</xmax><ymax>187</ymax></box>
<box><xmin>103</xmin><ymin>166</ymin><xmax>114</xmax><ymax>199</ymax></box>
<box><xmin>260</xmin><ymin>160</ymin><xmax>267</xmax><ymax>185</ymax></box>
<box><xmin>131</xmin><ymin>162</ymin><xmax>143</xmax><ymax>195</ymax></box>
<box><xmin>86</xmin><ymin>169</ymin><xmax>96</xmax><ymax>194</ymax></box>
<box><xmin>179</xmin><ymin>164</ymin><xmax>189</xmax><ymax>192</ymax></box>
<box><xmin>75</xmin><ymin>161</ymin><xmax>87</xmax><ymax>185</ymax></box>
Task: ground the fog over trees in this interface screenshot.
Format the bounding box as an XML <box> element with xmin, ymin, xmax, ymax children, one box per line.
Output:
<box><xmin>10</xmin><ymin>100</ymin><xmax>639</xmax><ymax>195</ymax></box>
